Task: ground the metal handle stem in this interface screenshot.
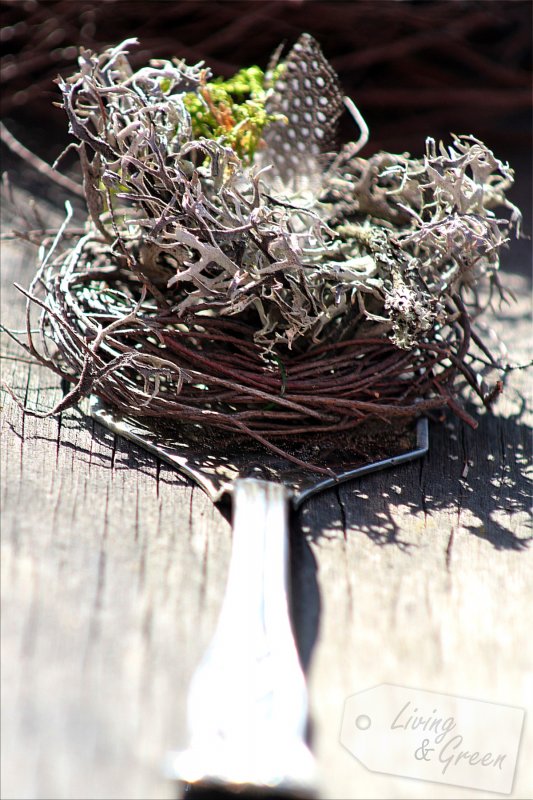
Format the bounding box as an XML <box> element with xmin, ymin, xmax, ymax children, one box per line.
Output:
<box><xmin>167</xmin><ymin>478</ymin><xmax>315</xmax><ymax>796</ymax></box>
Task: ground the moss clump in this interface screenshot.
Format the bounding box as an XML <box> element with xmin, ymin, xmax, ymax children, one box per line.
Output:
<box><xmin>182</xmin><ymin>66</ymin><xmax>283</xmax><ymax>164</ymax></box>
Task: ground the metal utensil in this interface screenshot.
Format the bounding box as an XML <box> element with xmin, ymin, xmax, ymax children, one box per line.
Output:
<box><xmin>89</xmin><ymin>396</ymin><xmax>428</xmax><ymax>798</ymax></box>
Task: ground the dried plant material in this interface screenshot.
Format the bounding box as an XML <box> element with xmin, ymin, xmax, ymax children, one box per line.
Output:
<box><xmin>5</xmin><ymin>36</ymin><xmax>521</xmax><ymax>464</ymax></box>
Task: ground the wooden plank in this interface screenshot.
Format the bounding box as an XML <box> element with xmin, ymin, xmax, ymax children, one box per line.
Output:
<box><xmin>1</xmin><ymin>219</ymin><xmax>232</xmax><ymax>799</ymax></box>
<box><xmin>1</xmin><ymin>172</ymin><xmax>531</xmax><ymax>799</ymax></box>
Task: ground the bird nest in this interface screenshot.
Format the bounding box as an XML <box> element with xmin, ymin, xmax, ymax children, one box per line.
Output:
<box><xmin>8</xmin><ymin>37</ymin><xmax>521</xmax><ymax>467</ymax></box>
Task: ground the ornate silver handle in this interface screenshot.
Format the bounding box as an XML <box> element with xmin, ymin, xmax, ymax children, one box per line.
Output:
<box><xmin>167</xmin><ymin>478</ymin><xmax>316</xmax><ymax>796</ymax></box>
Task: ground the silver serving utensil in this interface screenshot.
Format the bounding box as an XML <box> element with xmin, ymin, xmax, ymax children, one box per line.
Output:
<box><xmin>89</xmin><ymin>396</ymin><xmax>428</xmax><ymax>798</ymax></box>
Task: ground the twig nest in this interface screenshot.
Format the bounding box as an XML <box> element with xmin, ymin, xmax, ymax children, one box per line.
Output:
<box><xmin>12</xmin><ymin>36</ymin><xmax>521</xmax><ymax>461</ymax></box>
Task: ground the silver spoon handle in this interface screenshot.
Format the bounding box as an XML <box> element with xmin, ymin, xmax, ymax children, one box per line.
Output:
<box><xmin>168</xmin><ymin>478</ymin><xmax>316</xmax><ymax>795</ymax></box>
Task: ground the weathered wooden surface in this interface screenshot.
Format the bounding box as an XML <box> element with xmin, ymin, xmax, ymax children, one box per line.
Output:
<box><xmin>1</xmin><ymin>160</ymin><xmax>531</xmax><ymax>800</ymax></box>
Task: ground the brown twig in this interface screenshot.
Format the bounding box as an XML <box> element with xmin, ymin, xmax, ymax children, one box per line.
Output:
<box><xmin>0</xmin><ymin>122</ymin><xmax>85</xmax><ymax>198</ymax></box>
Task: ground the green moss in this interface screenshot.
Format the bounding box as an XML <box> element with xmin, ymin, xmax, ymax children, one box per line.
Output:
<box><xmin>182</xmin><ymin>66</ymin><xmax>284</xmax><ymax>164</ymax></box>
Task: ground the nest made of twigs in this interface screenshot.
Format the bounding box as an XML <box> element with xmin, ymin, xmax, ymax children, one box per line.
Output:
<box><xmin>13</xmin><ymin>219</ymin><xmax>506</xmax><ymax>470</ymax></box>
<box><xmin>4</xmin><ymin>37</ymin><xmax>521</xmax><ymax>470</ymax></box>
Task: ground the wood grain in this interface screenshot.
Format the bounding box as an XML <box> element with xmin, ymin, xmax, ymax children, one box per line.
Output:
<box><xmin>1</xmin><ymin>162</ymin><xmax>531</xmax><ymax>800</ymax></box>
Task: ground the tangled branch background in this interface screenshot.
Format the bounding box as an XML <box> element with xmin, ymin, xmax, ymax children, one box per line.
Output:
<box><xmin>4</xmin><ymin>31</ymin><xmax>522</xmax><ymax>468</ymax></box>
<box><xmin>2</xmin><ymin>1</ymin><xmax>531</xmax><ymax>152</ymax></box>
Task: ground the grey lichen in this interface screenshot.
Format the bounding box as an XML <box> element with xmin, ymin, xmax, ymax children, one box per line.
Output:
<box><xmin>55</xmin><ymin>40</ymin><xmax>519</xmax><ymax>353</ymax></box>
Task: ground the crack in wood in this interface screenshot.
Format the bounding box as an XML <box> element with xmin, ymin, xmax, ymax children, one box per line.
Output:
<box><xmin>445</xmin><ymin>527</ymin><xmax>455</xmax><ymax>573</ymax></box>
<box><xmin>188</xmin><ymin>487</ymin><xmax>194</xmax><ymax>541</ymax></box>
<box><xmin>418</xmin><ymin>457</ymin><xmax>428</xmax><ymax>522</ymax></box>
<box><xmin>110</xmin><ymin>432</ymin><xmax>117</xmax><ymax>474</ymax></box>
<box><xmin>335</xmin><ymin>487</ymin><xmax>356</xmax><ymax>621</ymax></box>
<box><xmin>335</xmin><ymin>486</ymin><xmax>348</xmax><ymax>543</ymax></box>
<box><xmin>155</xmin><ymin>459</ymin><xmax>161</xmax><ymax>499</ymax></box>
<box><xmin>55</xmin><ymin>410</ymin><xmax>62</xmax><ymax>466</ymax></box>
